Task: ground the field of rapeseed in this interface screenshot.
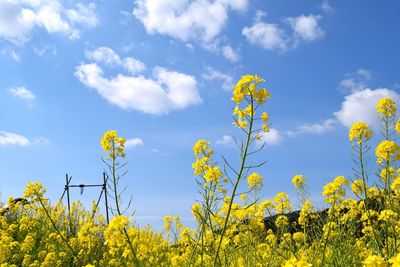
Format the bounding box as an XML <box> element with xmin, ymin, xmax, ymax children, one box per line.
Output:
<box><xmin>2</xmin><ymin>75</ymin><xmax>400</xmax><ymax>266</ymax></box>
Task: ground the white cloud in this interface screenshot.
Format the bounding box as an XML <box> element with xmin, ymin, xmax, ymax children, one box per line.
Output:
<box><xmin>243</xmin><ymin>11</ymin><xmax>326</xmax><ymax>52</ymax></box>
<box><xmin>203</xmin><ymin>66</ymin><xmax>234</xmax><ymax>91</ymax></box>
<box><xmin>10</xmin><ymin>50</ymin><xmax>20</xmax><ymax>62</ymax></box>
<box><xmin>1</xmin><ymin>48</ymin><xmax>21</xmax><ymax>61</ymax></box>
<box><xmin>334</xmin><ymin>88</ymin><xmax>400</xmax><ymax>128</ymax></box>
<box><xmin>75</xmin><ymin>63</ymin><xmax>202</xmax><ymax>115</ymax></box>
<box><xmin>216</xmin><ymin>135</ymin><xmax>235</xmax><ymax>146</ymax></box>
<box><xmin>125</xmin><ymin>138</ymin><xmax>144</xmax><ymax>149</ymax></box>
<box><xmin>284</xmin><ymin>69</ymin><xmax>399</xmax><ymax>136</ymax></box>
<box><xmin>288</xmin><ymin>15</ymin><xmax>325</xmax><ymax>42</ymax></box>
<box><xmin>85</xmin><ymin>47</ymin><xmax>146</xmax><ymax>74</ymax></box>
<box><xmin>287</xmin><ymin>119</ymin><xmax>336</xmax><ymax>137</ymax></box>
<box><xmin>0</xmin><ymin>0</ymin><xmax>98</xmax><ymax>44</ymax></box>
<box><xmin>321</xmin><ymin>1</ymin><xmax>334</xmax><ymax>14</ymax></box>
<box><xmin>254</xmin><ymin>10</ymin><xmax>266</xmax><ymax>22</ymax></box>
<box><xmin>35</xmin><ymin>2</ymin><xmax>71</xmax><ymax>35</ymax></box>
<box><xmin>0</xmin><ymin>131</ymin><xmax>29</xmax><ymax>146</ymax></box>
<box><xmin>33</xmin><ymin>45</ymin><xmax>56</xmax><ymax>56</ymax></box>
<box><xmin>284</xmin><ymin>88</ymin><xmax>400</xmax><ymax>136</ymax></box>
<box><xmin>66</xmin><ymin>3</ymin><xmax>98</xmax><ymax>27</ymax></box>
<box><xmin>338</xmin><ymin>69</ymin><xmax>371</xmax><ymax>93</ymax></box>
<box><xmin>32</xmin><ymin>137</ymin><xmax>50</xmax><ymax>145</ymax></box>
<box><xmin>123</xmin><ymin>58</ymin><xmax>146</xmax><ymax>74</ymax></box>
<box><xmin>133</xmin><ymin>0</ymin><xmax>249</xmax><ymax>44</ymax></box>
<box><xmin>0</xmin><ymin>0</ymin><xmax>35</xmax><ymax>44</ymax></box>
<box><xmin>242</xmin><ymin>21</ymin><xmax>287</xmax><ymax>52</ymax></box>
<box><xmin>222</xmin><ymin>45</ymin><xmax>239</xmax><ymax>62</ymax></box>
<box><xmin>258</xmin><ymin>128</ymin><xmax>283</xmax><ymax>146</ymax></box>
<box><xmin>86</xmin><ymin>47</ymin><xmax>120</xmax><ymax>65</ymax></box>
<box><xmin>0</xmin><ymin>131</ymin><xmax>48</xmax><ymax>146</ymax></box>
<box><xmin>8</xmin><ymin>86</ymin><xmax>35</xmax><ymax>101</ymax></box>
<box><xmin>150</xmin><ymin>148</ymin><xmax>168</xmax><ymax>156</ymax></box>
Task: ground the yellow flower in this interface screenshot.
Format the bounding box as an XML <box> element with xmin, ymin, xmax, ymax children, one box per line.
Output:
<box><xmin>254</xmin><ymin>87</ymin><xmax>271</xmax><ymax>105</ymax></box>
<box><xmin>375</xmin><ymin>140</ymin><xmax>399</xmax><ymax>162</ymax></box>
<box><xmin>363</xmin><ymin>255</ymin><xmax>387</xmax><ymax>267</ymax></box>
<box><xmin>247</xmin><ymin>172</ymin><xmax>263</xmax><ymax>189</ymax></box>
<box><xmin>23</xmin><ymin>182</ymin><xmax>46</xmax><ymax>201</ymax></box>
<box><xmin>232</xmin><ymin>75</ymin><xmax>266</xmax><ymax>104</ymax></box>
<box><xmin>323</xmin><ymin>221</ymin><xmax>338</xmax><ymax>239</ymax></box>
<box><xmin>391</xmin><ymin>175</ymin><xmax>400</xmax><ymax>192</ymax></box>
<box><xmin>164</xmin><ymin>215</ymin><xmax>172</xmax><ymax>231</ymax></box>
<box><xmin>261</xmin><ymin>112</ymin><xmax>269</xmax><ymax>122</ymax></box>
<box><xmin>234</xmin><ymin>119</ymin><xmax>248</xmax><ymax>129</ymax></box>
<box><xmin>351</xmin><ymin>179</ymin><xmax>366</xmax><ymax>196</ymax></box>
<box><xmin>192</xmin><ymin>155</ymin><xmax>213</xmax><ymax>176</ymax></box>
<box><xmin>292</xmin><ymin>232</ymin><xmax>304</xmax><ymax>242</ymax></box>
<box><xmin>322</xmin><ymin>176</ymin><xmax>348</xmax><ymax>204</ymax></box>
<box><xmin>368</xmin><ymin>187</ymin><xmax>380</xmax><ymax>198</ymax></box>
<box><xmin>396</xmin><ymin>119</ymin><xmax>400</xmax><ymax>136</ymax></box>
<box><xmin>231</xmin><ymin>75</ymin><xmax>270</xmax><ymax>133</ymax></box>
<box><xmin>378</xmin><ymin>209</ymin><xmax>397</xmax><ymax>223</ymax></box>
<box><xmin>292</xmin><ymin>174</ymin><xmax>306</xmax><ymax>189</ymax></box>
<box><xmin>203</xmin><ymin>166</ymin><xmax>223</xmax><ymax>184</ymax></box>
<box><xmin>298</xmin><ymin>200</ymin><xmax>313</xmax><ymax>226</ymax></box>
<box><xmin>101</xmin><ymin>130</ymin><xmax>126</xmax><ymax>159</ymax></box>
<box><xmin>107</xmin><ymin>215</ymin><xmax>129</xmax><ymax>230</ymax></box>
<box><xmin>275</xmin><ymin>215</ymin><xmax>289</xmax><ymax>228</ymax></box>
<box><xmin>191</xmin><ymin>203</ymin><xmax>202</xmax><ymax>221</ymax></box>
<box><xmin>349</xmin><ymin>122</ymin><xmax>372</xmax><ymax>144</ymax></box>
<box><xmin>262</xmin><ymin>123</ymin><xmax>269</xmax><ymax>133</ymax></box>
<box><xmin>282</xmin><ymin>257</ymin><xmax>312</xmax><ymax>267</ymax></box>
<box><xmin>193</xmin><ymin>139</ymin><xmax>212</xmax><ymax>155</ymax></box>
<box><xmin>389</xmin><ymin>253</ymin><xmax>400</xmax><ymax>266</ymax></box>
<box><xmin>376</xmin><ymin>97</ymin><xmax>396</xmax><ymax>117</ymax></box>
<box><xmin>380</xmin><ymin>167</ymin><xmax>395</xmax><ymax>181</ymax></box>
<box><xmin>274</xmin><ymin>192</ymin><xmax>291</xmax><ymax>213</ymax></box>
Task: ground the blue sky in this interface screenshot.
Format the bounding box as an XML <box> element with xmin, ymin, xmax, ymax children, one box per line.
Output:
<box><xmin>1</xmin><ymin>0</ymin><xmax>400</xmax><ymax>229</ymax></box>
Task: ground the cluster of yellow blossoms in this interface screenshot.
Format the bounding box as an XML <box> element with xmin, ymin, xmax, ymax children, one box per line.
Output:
<box><xmin>322</xmin><ymin>176</ymin><xmax>348</xmax><ymax>204</ymax></box>
<box><xmin>100</xmin><ymin>130</ymin><xmax>126</xmax><ymax>159</ymax></box>
<box><xmin>247</xmin><ymin>172</ymin><xmax>263</xmax><ymax>189</ymax></box>
<box><xmin>377</xmin><ymin>97</ymin><xmax>397</xmax><ymax>117</ymax></box>
<box><xmin>231</xmin><ymin>75</ymin><xmax>270</xmax><ymax>132</ymax></box>
<box><xmin>192</xmin><ymin>139</ymin><xmax>224</xmax><ymax>185</ymax></box>
<box><xmin>376</xmin><ymin>140</ymin><xmax>400</xmax><ymax>163</ymax></box>
<box><xmin>292</xmin><ymin>174</ymin><xmax>306</xmax><ymax>189</ymax></box>
<box><xmin>349</xmin><ymin>122</ymin><xmax>373</xmax><ymax>144</ymax></box>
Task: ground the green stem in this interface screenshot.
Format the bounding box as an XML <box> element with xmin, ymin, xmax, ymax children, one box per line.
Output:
<box><xmin>110</xmin><ymin>139</ymin><xmax>139</xmax><ymax>264</ymax></box>
<box><xmin>213</xmin><ymin>98</ymin><xmax>255</xmax><ymax>266</ymax></box>
<box><xmin>35</xmin><ymin>192</ymin><xmax>84</xmax><ymax>266</ymax></box>
<box><xmin>358</xmin><ymin>142</ymin><xmax>385</xmax><ymax>257</ymax></box>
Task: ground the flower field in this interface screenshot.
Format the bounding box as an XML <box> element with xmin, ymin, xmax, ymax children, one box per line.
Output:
<box><xmin>2</xmin><ymin>75</ymin><xmax>400</xmax><ymax>266</ymax></box>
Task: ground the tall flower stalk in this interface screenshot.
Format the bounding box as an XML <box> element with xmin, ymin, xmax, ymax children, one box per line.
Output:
<box><xmin>100</xmin><ymin>130</ymin><xmax>138</xmax><ymax>264</ymax></box>
<box><xmin>211</xmin><ymin>75</ymin><xmax>270</xmax><ymax>265</ymax></box>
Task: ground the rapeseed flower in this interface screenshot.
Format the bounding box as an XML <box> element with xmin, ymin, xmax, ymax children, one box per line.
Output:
<box><xmin>351</xmin><ymin>179</ymin><xmax>366</xmax><ymax>196</ymax></box>
<box><xmin>376</xmin><ymin>97</ymin><xmax>396</xmax><ymax>117</ymax></box>
<box><xmin>247</xmin><ymin>172</ymin><xmax>263</xmax><ymax>189</ymax></box>
<box><xmin>375</xmin><ymin>140</ymin><xmax>400</xmax><ymax>163</ymax></box>
<box><xmin>390</xmin><ymin>253</ymin><xmax>400</xmax><ymax>266</ymax></box>
<box><xmin>396</xmin><ymin>119</ymin><xmax>400</xmax><ymax>136</ymax></box>
<box><xmin>363</xmin><ymin>255</ymin><xmax>387</xmax><ymax>267</ymax></box>
<box><xmin>292</xmin><ymin>174</ymin><xmax>306</xmax><ymax>189</ymax></box>
<box><xmin>322</xmin><ymin>176</ymin><xmax>348</xmax><ymax>204</ymax></box>
<box><xmin>349</xmin><ymin>122</ymin><xmax>372</xmax><ymax>144</ymax></box>
<box><xmin>274</xmin><ymin>192</ymin><xmax>291</xmax><ymax>213</ymax></box>
<box><xmin>101</xmin><ymin>130</ymin><xmax>126</xmax><ymax>158</ymax></box>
